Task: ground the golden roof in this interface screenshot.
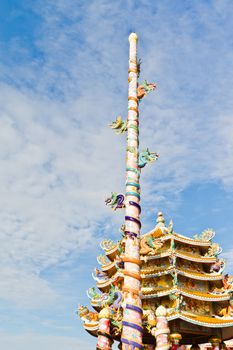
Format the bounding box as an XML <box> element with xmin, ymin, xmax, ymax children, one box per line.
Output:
<box><xmin>141</xmin><ymin>287</ymin><xmax>230</xmax><ymax>301</ymax></box>
<box><xmin>168</xmin><ymin>312</ymin><xmax>233</xmax><ymax>328</ymax></box>
<box><xmin>141</xmin><ymin>267</ymin><xmax>222</xmax><ymax>281</ymax></box>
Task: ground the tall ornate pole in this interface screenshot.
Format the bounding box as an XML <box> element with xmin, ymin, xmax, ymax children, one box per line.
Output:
<box><xmin>121</xmin><ymin>33</ymin><xmax>143</xmax><ymax>350</ymax></box>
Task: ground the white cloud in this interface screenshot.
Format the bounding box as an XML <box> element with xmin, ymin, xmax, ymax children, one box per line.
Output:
<box><xmin>1</xmin><ymin>0</ymin><xmax>233</xmax><ymax>325</ymax></box>
<box><xmin>0</xmin><ymin>333</ymin><xmax>95</xmax><ymax>350</ymax></box>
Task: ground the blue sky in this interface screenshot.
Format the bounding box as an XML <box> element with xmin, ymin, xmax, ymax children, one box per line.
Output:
<box><xmin>1</xmin><ymin>0</ymin><xmax>233</xmax><ymax>349</ymax></box>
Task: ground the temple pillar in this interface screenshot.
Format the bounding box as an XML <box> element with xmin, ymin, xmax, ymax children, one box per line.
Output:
<box><xmin>209</xmin><ymin>337</ymin><xmax>222</xmax><ymax>350</ymax></box>
<box><xmin>153</xmin><ymin>306</ymin><xmax>171</xmax><ymax>350</ymax></box>
<box><xmin>170</xmin><ymin>333</ymin><xmax>182</xmax><ymax>350</ymax></box>
<box><xmin>96</xmin><ymin>307</ymin><xmax>113</xmax><ymax>350</ymax></box>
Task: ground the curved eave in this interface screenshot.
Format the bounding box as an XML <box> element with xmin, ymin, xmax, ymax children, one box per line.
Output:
<box><xmin>90</xmin><ymin>300</ymin><xmax>102</xmax><ymax>309</ymax></box>
<box><xmin>142</xmin><ymin>230</ymin><xmax>211</xmax><ymax>247</ymax></box>
<box><xmin>140</xmin><ymin>251</ymin><xmax>216</xmax><ymax>263</ymax></box>
<box><xmin>101</xmin><ymin>261</ymin><xmax>117</xmax><ymax>275</ymax></box>
<box><xmin>168</xmin><ymin>312</ymin><xmax>233</xmax><ymax>328</ymax></box>
<box><xmin>141</xmin><ymin>287</ymin><xmax>230</xmax><ymax>301</ymax></box>
<box><xmin>105</xmin><ymin>245</ymin><xmax>119</xmax><ymax>261</ymax></box>
<box><xmin>97</xmin><ymin>272</ymin><xmax>124</xmax><ymax>291</ymax></box>
<box><xmin>141</xmin><ymin>267</ymin><xmax>222</xmax><ymax>281</ymax></box>
<box><xmin>82</xmin><ymin>322</ymin><xmax>99</xmax><ymax>335</ymax></box>
<box><xmin>176</xmin><ymin>251</ymin><xmax>216</xmax><ymax>263</ymax></box>
<box><xmin>172</xmin><ymin>233</ymin><xmax>211</xmax><ymax>247</ymax></box>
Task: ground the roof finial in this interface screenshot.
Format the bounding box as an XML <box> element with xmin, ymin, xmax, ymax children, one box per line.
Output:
<box><xmin>128</xmin><ymin>32</ymin><xmax>138</xmax><ymax>42</ymax></box>
<box><xmin>156</xmin><ymin>211</ymin><xmax>165</xmax><ymax>227</ymax></box>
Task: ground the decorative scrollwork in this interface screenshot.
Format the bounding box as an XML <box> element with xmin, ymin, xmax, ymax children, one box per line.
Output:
<box><xmin>100</xmin><ymin>239</ymin><xmax>117</xmax><ymax>251</ymax></box>
<box><xmin>194</xmin><ymin>228</ymin><xmax>215</xmax><ymax>241</ymax></box>
<box><xmin>205</xmin><ymin>243</ymin><xmax>222</xmax><ymax>257</ymax></box>
<box><xmin>97</xmin><ymin>254</ymin><xmax>109</xmax><ymax>266</ymax></box>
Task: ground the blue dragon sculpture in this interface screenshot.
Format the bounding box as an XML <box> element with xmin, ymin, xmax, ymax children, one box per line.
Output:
<box><xmin>138</xmin><ymin>148</ymin><xmax>159</xmax><ymax>168</ymax></box>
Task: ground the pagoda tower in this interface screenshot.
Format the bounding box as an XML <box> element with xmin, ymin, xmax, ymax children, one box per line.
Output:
<box><xmin>78</xmin><ymin>34</ymin><xmax>233</xmax><ymax>349</ymax></box>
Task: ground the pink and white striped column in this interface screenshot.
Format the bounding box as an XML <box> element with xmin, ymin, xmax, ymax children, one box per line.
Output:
<box><xmin>121</xmin><ymin>32</ymin><xmax>143</xmax><ymax>350</ymax></box>
<box><xmin>96</xmin><ymin>307</ymin><xmax>113</xmax><ymax>350</ymax></box>
<box><xmin>153</xmin><ymin>306</ymin><xmax>170</xmax><ymax>350</ymax></box>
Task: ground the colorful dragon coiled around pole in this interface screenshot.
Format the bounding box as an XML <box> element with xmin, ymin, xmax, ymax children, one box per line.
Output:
<box><xmin>105</xmin><ymin>192</ymin><xmax>125</xmax><ymax>210</ymax></box>
<box><xmin>137</xmin><ymin>80</ymin><xmax>156</xmax><ymax>100</ymax></box>
<box><xmin>109</xmin><ymin>116</ymin><xmax>127</xmax><ymax>134</ymax></box>
<box><xmin>138</xmin><ymin>149</ymin><xmax>159</xmax><ymax>168</ymax></box>
<box><xmin>104</xmin><ymin>33</ymin><xmax>159</xmax><ymax>350</ymax></box>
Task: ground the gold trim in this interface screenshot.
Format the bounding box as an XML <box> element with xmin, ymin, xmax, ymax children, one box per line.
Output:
<box><xmin>124</xmin><ymin>270</ymin><xmax>141</xmax><ymax>281</ymax></box>
<box><xmin>128</xmin><ymin>96</ymin><xmax>138</xmax><ymax>103</ymax></box>
<box><xmin>128</xmin><ymin>68</ymin><xmax>138</xmax><ymax>74</ymax></box>
<box><xmin>122</xmin><ymin>256</ymin><xmax>142</xmax><ymax>265</ymax></box>
<box><xmin>123</xmin><ymin>286</ymin><xmax>140</xmax><ymax>296</ymax></box>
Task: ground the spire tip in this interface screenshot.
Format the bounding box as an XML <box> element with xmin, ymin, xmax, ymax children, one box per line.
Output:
<box><xmin>129</xmin><ymin>32</ymin><xmax>138</xmax><ymax>42</ymax></box>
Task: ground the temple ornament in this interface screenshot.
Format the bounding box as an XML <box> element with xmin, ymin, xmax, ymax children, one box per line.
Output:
<box><xmin>78</xmin><ymin>33</ymin><xmax>233</xmax><ymax>349</ymax></box>
<box><xmin>97</xmin><ymin>254</ymin><xmax>109</xmax><ymax>266</ymax></box>
<box><xmin>210</xmin><ymin>259</ymin><xmax>225</xmax><ymax>274</ymax></box>
<box><xmin>140</xmin><ymin>235</ymin><xmax>164</xmax><ymax>255</ymax></box>
<box><xmin>78</xmin><ymin>305</ymin><xmax>99</xmax><ymax>324</ymax></box>
<box><xmin>100</xmin><ymin>239</ymin><xmax>117</xmax><ymax>251</ymax></box>
<box><xmin>194</xmin><ymin>228</ymin><xmax>215</xmax><ymax>241</ymax></box>
<box><xmin>205</xmin><ymin>243</ymin><xmax>222</xmax><ymax>257</ymax></box>
<box><xmin>138</xmin><ymin>148</ymin><xmax>159</xmax><ymax>168</ymax></box>
<box><xmin>167</xmin><ymin>219</ymin><xmax>174</xmax><ymax>234</ymax></box>
<box><xmin>137</xmin><ymin>80</ymin><xmax>156</xmax><ymax>100</ymax></box>
<box><xmin>105</xmin><ymin>192</ymin><xmax>125</xmax><ymax>210</ymax></box>
<box><xmin>92</xmin><ymin>268</ymin><xmax>109</xmax><ymax>282</ymax></box>
<box><xmin>109</xmin><ymin>116</ymin><xmax>127</xmax><ymax>134</ymax></box>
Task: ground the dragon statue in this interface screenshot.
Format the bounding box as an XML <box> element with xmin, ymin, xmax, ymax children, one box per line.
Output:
<box><xmin>140</xmin><ymin>235</ymin><xmax>164</xmax><ymax>255</ymax></box>
<box><xmin>205</xmin><ymin>243</ymin><xmax>222</xmax><ymax>257</ymax></box>
<box><xmin>194</xmin><ymin>228</ymin><xmax>215</xmax><ymax>241</ymax></box>
<box><xmin>138</xmin><ymin>148</ymin><xmax>159</xmax><ymax>168</ymax></box>
<box><xmin>87</xmin><ymin>284</ymin><xmax>123</xmax><ymax>308</ymax></box>
<box><xmin>137</xmin><ymin>80</ymin><xmax>156</xmax><ymax>100</ymax></box>
<box><xmin>105</xmin><ymin>192</ymin><xmax>125</xmax><ymax>210</ymax></box>
<box><xmin>143</xmin><ymin>309</ymin><xmax>157</xmax><ymax>332</ymax></box>
<box><xmin>109</xmin><ymin>115</ymin><xmax>127</xmax><ymax>134</ymax></box>
<box><xmin>218</xmin><ymin>295</ymin><xmax>233</xmax><ymax>318</ymax></box>
<box><xmin>210</xmin><ymin>259</ymin><xmax>225</xmax><ymax>274</ymax></box>
<box><xmin>166</xmin><ymin>219</ymin><xmax>174</xmax><ymax>234</ymax></box>
<box><xmin>168</xmin><ymin>292</ymin><xmax>185</xmax><ymax>313</ymax></box>
<box><xmin>212</xmin><ymin>275</ymin><xmax>233</xmax><ymax>294</ymax></box>
<box><xmin>78</xmin><ymin>305</ymin><xmax>99</xmax><ymax>323</ymax></box>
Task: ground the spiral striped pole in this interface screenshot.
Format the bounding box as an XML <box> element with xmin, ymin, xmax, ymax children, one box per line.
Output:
<box><xmin>154</xmin><ymin>306</ymin><xmax>171</xmax><ymax>350</ymax></box>
<box><xmin>121</xmin><ymin>33</ymin><xmax>143</xmax><ymax>350</ymax></box>
<box><xmin>97</xmin><ymin>308</ymin><xmax>113</xmax><ymax>350</ymax></box>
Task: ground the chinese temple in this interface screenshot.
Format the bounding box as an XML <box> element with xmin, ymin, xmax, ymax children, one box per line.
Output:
<box><xmin>78</xmin><ymin>33</ymin><xmax>233</xmax><ymax>350</ymax></box>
